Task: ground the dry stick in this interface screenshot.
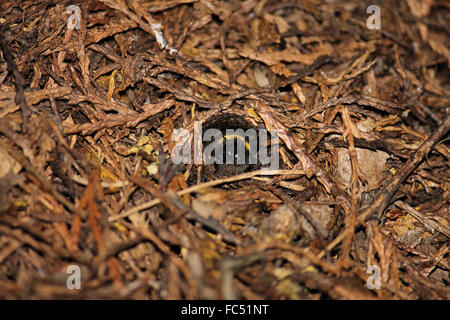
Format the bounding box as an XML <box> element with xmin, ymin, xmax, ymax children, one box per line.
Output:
<box><xmin>129</xmin><ymin>175</ymin><xmax>239</xmax><ymax>244</ymax></box>
<box><xmin>0</xmin><ymin>33</ymin><xmax>31</xmax><ymax>127</ymax></box>
<box><xmin>256</xmin><ymin>101</ymin><xmax>449</xmax><ymax>259</ymax></box>
<box><xmin>366</xmin><ymin>113</ymin><xmax>449</xmax><ymax>223</ymax></box>
<box><xmin>0</xmin><ymin>133</ymin><xmax>76</xmax><ymax>213</ymax></box>
<box><xmin>299</xmin><ymin>95</ymin><xmax>405</xmax><ymax>123</ymax></box>
<box><xmin>99</xmin><ymin>0</ymin><xmax>158</xmax><ymax>44</ymax></box>
<box><xmin>275</xmin><ymin>54</ymin><xmax>332</xmax><ymax>90</ymax></box>
<box><xmin>108</xmin><ymin>169</ymin><xmax>304</xmax><ymax>222</ymax></box>
<box><xmin>143</xmin><ymin>77</ymin><xmax>220</xmax><ymax>109</ymax></box>
<box><xmin>395</xmin><ymin>200</ymin><xmax>450</xmax><ymax>238</ymax></box>
<box><xmin>144</xmin><ymin>75</ymin><xmax>276</xmax><ymax>112</ymax></box>
<box><xmin>62</xmin><ymin>98</ymin><xmax>175</xmax><ymax>135</ymax></box>
<box><xmin>0</xmin><ymin>225</ymin><xmax>57</xmax><ymax>259</ymax></box>
<box><xmin>0</xmin><ymin>87</ymin><xmax>71</xmax><ymax>119</ymax></box>
<box><xmin>144</xmin><ymin>51</ymin><xmax>233</xmax><ymax>94</ymax></box>
<box><xmin>255</xmin><ymin>101</ymin><xmax>351</xmax><ymax>212</ymax></box>
<box><xmin>338</xmin><ymin>106</ymin><xmax>362</xmax><ymax>269</ymax></box>
<box><xmin>320</xmin><ymin>113</ymin><xmax>450</xmax><ymax>259</ymax></box>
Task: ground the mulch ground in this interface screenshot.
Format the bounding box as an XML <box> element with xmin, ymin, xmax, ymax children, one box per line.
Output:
<box><xmin>0</xmin><ymin>0</ymin><xmax>448</xmax><ymax>299</ymax></box>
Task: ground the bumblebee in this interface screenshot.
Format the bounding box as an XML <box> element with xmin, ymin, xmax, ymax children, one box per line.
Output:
<box><xmin>202</xmin><ymin>113</ymin><xmax>260</xmax><ymax>178</ymax></box>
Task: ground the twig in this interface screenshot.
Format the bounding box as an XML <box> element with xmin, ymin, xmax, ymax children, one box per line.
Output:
<box><xmin>63</xmin><ymin>98</ymin><xmax>175</xmax><ymax>135</ymax></box>
<box><xmin>363</xmin><ymin>113</ymin><xmax>450</xmax><ymax>223</ymax></box>
<box><xmin>275</xmin><ymin>54</ymin><xmax>332</xmax><ymax>90</ymax></box>
<box><xmin>298</xmin><ymin>95</ymin><xmax>405</xmax><ymax>123</ymax></box>
<box><xmin>318</xmin><ymin>113</ymin><xmax>450</xmax><ymax>258</ymax></box>
<box><xmin>0</xmin><ymin>32</ymin><xmax>32</xmax><ymax>128</ymax></box>
<box><xmin>255</xmin><ymin>101</ymin><xmax>351</xmax><ymax>212</ymax></box>
<box><xmin>395</xmin><ymin>201</ymin><xmax>450</xmax><ymax>238</ymax></box>
<box><xmin>108</xmin><ymin>169</ymin><xmax>304</xmax><ymax>222</ymax></box>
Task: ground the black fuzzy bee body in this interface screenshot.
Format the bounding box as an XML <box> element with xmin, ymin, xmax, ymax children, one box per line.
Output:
<box><xmin>202</xmin><ymin>114</ymin><xmax>260</xmax><ymax>178</ymax></box>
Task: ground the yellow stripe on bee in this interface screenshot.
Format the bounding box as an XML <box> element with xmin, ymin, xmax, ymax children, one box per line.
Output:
<box><xmin>221</xmin><ymin>134</ymin><xmax>251</xmax><ymax>151</ymax></box>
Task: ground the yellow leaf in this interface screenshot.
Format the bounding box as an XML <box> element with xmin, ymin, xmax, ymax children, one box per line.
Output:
<box><xmin>142</xmin><ymin>144</ymin><xmax>154</xmax><ymax>155</ymax></box>
<box><xmin>247</xmin><ymin>108</ymin><xmax>261</xmax><ymax>121</ymax></box>
<box><xmin>138</xmin><ymin>136</ymin><xmax>150</xmax><ymax>146</ymax></box>
<box><xmin>274</xmin><ymin>267</ymin><xmax>293</xmax><ymax>280</ymax></box>
<box><xmin>127</xmin><ymin>146</ymin><xmax>139</xmax><ymax>154</ymax></box>
<box><xmin>302</xmin><ymin>265</ymin><xmax>317</xmax><ymax>273</ymax></box>
<box><xmin>113</xmin><ymin>222</ymin><xmax>127</xmax><ymax>233</ymax></box>
<box><xmin>146</xmin><ymin>164</ymin><xmax>158</xmax><ymax>175</ymax></box>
